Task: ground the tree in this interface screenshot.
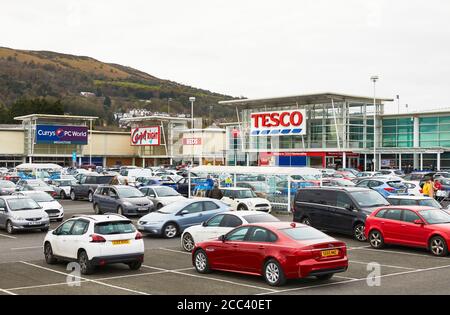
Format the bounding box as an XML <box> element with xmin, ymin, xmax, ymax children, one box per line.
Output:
<box><xmin>9</xmin><ymin>98</ymin><xmax>64</xmax><ymax>119</ymax></box>
<box><xmin>103</xmin><ymin>96</ymin><xmax>111</xmax><ymax>108</ymax></box>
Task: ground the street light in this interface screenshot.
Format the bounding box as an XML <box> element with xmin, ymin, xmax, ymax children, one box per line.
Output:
<box><xmin>189</xmin><ymin>97</ymin><xmax>196</xmax><ymax>165</ymax></box>
<box><xmin>167</xmin><ymin>98</ymin><xmax>172</xmax><ymax>115</ymax></box>
<box><xmin>371</xmin><ymin>75</ymin><xmax>379</xmax><ymax>171</ymax></box>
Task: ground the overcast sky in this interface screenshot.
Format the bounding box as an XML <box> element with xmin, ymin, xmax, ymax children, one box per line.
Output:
<box><xmin>2</xmin><ymin>0</ymin><xmax>450</xmax><ymax>113</ymax></box>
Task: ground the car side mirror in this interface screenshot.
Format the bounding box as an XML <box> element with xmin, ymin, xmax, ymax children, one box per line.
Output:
<box><xmin>179</xmin><ymin>210</ymin><xmax>189</xmax><ymax>216</ymax></box>
<box><xmin>0</xmin><ymin>207</ymin><xmax>5</xmax><ymax>212</ymax></box>
<box><xmin>218</xmin><ymin>235</ymin><xmax>226</xmax><ymax>242</ymax></box>
<box><xmin>413</xmin><ymin>219</ymin><xmax>424</xmax><ymax>225</ymax></box>
<box><xmin>202</xmin><ymin>221</ymin><xmax>207</xmax><ymax>227</ymax></box>
<box><xmin>52</xmin><ymin>230</ymin><xmax>58</xmax><ymax>235</ymax></box>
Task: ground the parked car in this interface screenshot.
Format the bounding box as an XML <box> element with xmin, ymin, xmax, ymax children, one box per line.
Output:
<box><xmin>356</xmin><ymin>172</ymin><xmax>382</xmax><ymax>178</ymax></box>
<box><xmin>402</xmin><ymin>181</ymin><xmax>422</xmax><ymax>196</ymax></box>
<box><xmin>43</xmin><ymin>214</ymin><xmax>144</xmax><ymax>274</ymax></box>
<box><xmin>322</xmin><ymin>178</ymin><xmax>356</xmax><ymax>187</ymax></box>
<box><xmin>220</xmin><ymin>187</ymin><xmax>272</xmax><ymax>213</ymax></box>
<box><xmin>0</xmin><ymin>180</ymin><xmax>16</xmax><ymax>195</ymax></box>
<box><xmin>236</xmin><ymin>181</ymin><xmax>271</xmax><ymax>198</ymax></box>
<box><xmin>365</xmin><ymin>206</ymin><xmax>450</xmax><ymax>256</ymax></box>
<box><xmin>70</xmin><ymin>174</ymin><xmax>115</xmax><ymax>202</ymax></box>
<box><xmin>93</xmin><ymin>185</ymin><xmax>154</xmax><ymax>216</ymax></box>
<box><xmin>332</xmin><ymin>171</ymin><xmax>356</xmax><ymax>180</ymax></box>
<box><xmin>192</xmin><ymin>222</ymin><xmax>348</xmax><ymax>286</ymax></box>
<box><xmin>275</xmin><ymin>180</ymin><xmax>317</xmax><ymax>196</ymax></box>
<box><xmin>13</xmin><ymin>191</ymin><xmax>64</xmax><ymax>221</ymax></box>
<box><xmin>293</xmin><ymin>187</ymin><xmax>390</xmax><ymax>241</ymax></box>
<box><xmin>137</xmin><ymin>198</ymin><xmax>229</xmax><ymax>238</ymax></box>
<box><xmin>386</xmin><ymin>195</ymin><xmax>442</xmax><ymax>209</ymax></box>
<box><xmin>3</xmin><ymin>173</ymin><xmax>20</xmax><ymax>184</ymax></box>
<box><xmin>337</xmin><ymin>168</ymin><xmax>359</xmax><ymax>175</ymax></box>
<box><xmin>50</xmin><ymin>179</ymin><xmax>77</xmax><ymax>199</ymax></box>
<box><xmin>16</xmin><ymin>179</ymin><xmax>57</xmax><ymax>197</ymax></box>
<box><xmin>175</xmin><ymin>177</ymin><xmax>199</xmax><ymax>197</ymax></box>
<box><xmin>181</xmin><ymin>211</ymin><xmax>280</xmax><ymax>251</ymax></box>
<box><xmin>139</xmin><ymin>186</ymin><xmax>185</xmax><ymax>210</ymax></box>
<box><xmin>379</xmin><ymin>169</ymin><xmax>405</xmax><ymax>177</ymax></box>
<box><xmin>0</xmin><ymin>195</ymin><xmax>50</xmax><ymax>234</ymax></box>
<box><xmin>355</xmin><ymin>178</ymin><xmax>408</xmax><ymax>197</ymax></box>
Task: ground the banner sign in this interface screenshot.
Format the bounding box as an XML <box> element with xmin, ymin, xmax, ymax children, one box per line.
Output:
<box><xmin>131</xmin><ymin>126</ymin><xmax>160</xmax><ymax>146</ymax></box>
<box><xmin>250</xmin><ymin>109</ymin><xmax>306</xmax><ymax>136</ymax></box>
<box><xmin>36</xmin><ymin>125</ymin><xmax>88</xmax><ymax>145</ymax></box>
<box><xmin>183</xmin><ymin>138</ymin><xmax>202</xmax><ymax>145</ymax></box>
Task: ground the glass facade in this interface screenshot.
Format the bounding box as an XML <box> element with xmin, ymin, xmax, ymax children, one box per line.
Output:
<box><xmin>382</xmin><ymin>118</ymin><xmax>414</xmax><ymax>148</ymax></box>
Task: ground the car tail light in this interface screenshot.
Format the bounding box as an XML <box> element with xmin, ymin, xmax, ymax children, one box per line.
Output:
<box><xmin>135</xmin><ymin>232</ymin><xmax>143</xmax><ymax>240</ymax></box>
<box><xmin>384</xmin><ymin>187</ymin><xmax>395</xmax><ymax>192</ymax></box>
<box><xmin>419</xmin><ymin>189</ymin><xmax>423</xmax><ymax>193</ymax></box>
<box><xmin>90</xmin><ymin>234</ymin><xmax>106</xmax><ymax>243</ymax></box>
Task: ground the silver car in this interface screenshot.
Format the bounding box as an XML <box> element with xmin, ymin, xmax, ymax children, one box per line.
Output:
<box><xmin>0</xmin><ymin>196</ymin><xmax>50</xmax><ymax>234</ymax></box>
<box><xmin>139</xmin><ymin>186</ymin><xmax>186</xmax><ymax>210</ymax></box>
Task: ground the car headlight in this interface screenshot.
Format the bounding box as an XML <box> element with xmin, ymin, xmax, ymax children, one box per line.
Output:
<box><xmin>12</xmin><ymin>216</ymin><xmax>25</xmax><ymax>221</ymax></box>
<box><xmin>123</xmin><ymin>201</ymin><xmax>133</xmax><ymax>207</ymax></box>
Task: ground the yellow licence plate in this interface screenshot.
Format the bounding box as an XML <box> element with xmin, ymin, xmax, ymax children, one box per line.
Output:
<box><xmin>321</xmin><ymin>249</ymin><xmax>339</xmax><ymax>257</ymax></box>
<box><xmin>112</xmin><ymin>240</ymin><xmax>130</xmax><ymax>245</ymax></box>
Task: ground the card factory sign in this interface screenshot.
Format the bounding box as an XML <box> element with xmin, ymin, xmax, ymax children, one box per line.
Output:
<box><xmin>131</xmin><ymin>126</ymin><xmax>160</xmax><ymax>146</ymax></box>
<box><xmin>250</xmin><ymin>109</ymin><xmax>306</xmax><ymax>136</ymax></box>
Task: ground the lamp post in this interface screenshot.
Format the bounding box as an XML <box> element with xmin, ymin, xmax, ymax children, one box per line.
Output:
<box><xmin>371</xmin><ymin>75</ymin><xmax>379</xmax><ymax>171</ymax></box>
<box><xmin>189</xmin><ymin>97</ymin><xmax>196</xmax><ymax>165</ymax></box>
<box><xmin>167</xmin><ymin>98</ymin><xmax>172</xmax><ymax>115</ymax></box>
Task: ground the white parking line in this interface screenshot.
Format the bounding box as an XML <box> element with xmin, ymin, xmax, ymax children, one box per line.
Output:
<box><xmin>0</xmin><ymin>234</ymin><xmax>17</xmax><ymax>239</ymax></box>
<box><xmin>334</xmin><ymin>275</ymin><xmax>359</xmax><ymax>281</ymax></box>
<box><xmin>142</xmin><ymin>264</ymin><xmax>278</xmax><ymax>293</ymax></box>
<box><xmin>11</xmin><ymin>246</ymin><xmax>43</xmax><ymax>251</ymax></box>
<box><xmin>20</xmin><ymin>261</ymin><xmax>151</xmax><ymax>295</ymax></box>
<box><xmin>257</xmin><ymin>263</ymin><xmax>450</xmax><ymax>295</ymax></box>
<box><xmin>158</xmin><ymin>247</ymin><xmax>191</xmax><ymax>255</ymax></box>
<box><xmin>353</xmin><ymin>247</ymin><xmax>450</xmax><ymax>259</ymax></box>
<box><xmin>348</xmin><ymin>245</ymin><xmax>370</xmax><ymax>250</ymax></box>
<box><xmin>350</xmin><ymin>260</ymin><xmax>416</xmax><ymax>270</ymax></box>
<box><xmin>0</xmin><ymin>288</ymin><xmax>16</xmax><ymax>295</ymax></box>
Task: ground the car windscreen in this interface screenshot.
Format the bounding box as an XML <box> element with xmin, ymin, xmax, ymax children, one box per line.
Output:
<box><xmin>7</xmin><ymin>198</ymin><xmax>41</xmax><ymax>211</ymax></box>
<box><xmin>243</xmin><ymin>213</ymin><xmax>280</xmax><ymax>224</ymax></box>
<box><xmin>0</xmin><ymin>181</ymin><xmax>15</xmax><ymax>188</ymax></box>
<box><xmin>27</xmin><ymin>180</ymin><xmax>47</xmax><ymax>187</ymax></box>
<box><xmin>154</xmin><ymin>187</ymin><xmax>179</xmax><ymax>197</ymax></box>
<box><xmin>97</xmin><ymin>176</ymin><xmax>115</xmax><ymax>184</ymax></box>
<box><xmin>57</xmin><ymin>180</ymin><xmax>76</xmax><ymax>186</ymax></box>
<box><xmin>29</xmin><ymin>193</ymin><xmax>54</xmax><ymax>202</ymax></box>
<box><xmin>156</xmin><ymin>200</ymin><xmax>191</xmax><ymax>214</ymax></box>
<box><xmin>350</xmin><ymin>191</ymin><xmax>390</xmax><ymax>207</ymax></box>
<box><xmin>116</xmin><ymin>187</ymin><xmax>144</xmax><ymax>198</ymax></box>
<box><xmin>94</xmin><ymin>221</ymin><xmax>135</xmax><ymax>234</ymax></box>
<box><xmin>418</xmin><ymin>199</ymin><xmax>442</xmax><ymax>208</ymax></box>
<box><xmin>419</xmin><ymin>210</ymin><xmax>450</xmax><ymax>224</ymax></box>
<box><xmin>387</xmin><ymin>181</ymin><xmax>407</xmax><ymax>188</ymax></box>
<box><xmin>281</xmin><ymin>226</ymin><xmax>331</xmax><ymax>241</ymax></box>
<box><xmin>235</xmin><ymin>190</ymin><xmax>256</xmax><ymax>198</ymax></box>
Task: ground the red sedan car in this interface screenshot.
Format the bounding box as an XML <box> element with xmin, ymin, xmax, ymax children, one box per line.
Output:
<box><xmin>365</xmin><ymin>206</ymin><xmax>450</xmax><ymax>256</ymax></box>
<box><xmin>192</xmin><ymin>222</ymin><xmax>348</xmax><ymax>286</ymax></box>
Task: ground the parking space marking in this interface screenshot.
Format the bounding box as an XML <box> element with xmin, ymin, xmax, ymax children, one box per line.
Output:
<box><xmin>350</xmin><ymin>260</ymin><xmax>416</xmax><ymax>270</ymax></box>
<box><xmin>0</xmin><ymin>288</ymin><xmax>16</xmax><ymax>295</ymax></box>
<box><xmin>348</xmin><ymin>245</ymin><xmax>370</xmax><ymax>250</ymax></box>
<box><xmin>334</xmin><ymin>275</ymin><xmax>359</xmax><ymax>281</ymax></box>
<box><xmin>11</xmin><ymin>246</ymin><xmax>43</xmax><ymax>251</ymax></box>
<box><xmin>20</xmin><ymin>261</ymin><xmax>151</xmax><ymax>295</ymax></box>
<box><xmin>0</xmin><ymin>234</ymin><xmax>16</xmax><ymax>239</ymax></box>
<box><xmin>353</xmin><ymin>247</ymin><xmax>450</xmax><ymax>260</ymax></box>
<box><xmin>142</xmin><ymin>265</ymin><xmax>278</xmax><ymax>293</ymax></box>
<box><xmin>157</xmin><ymin>247</ymin><xmax>190</xmax><ymax>255</ymax></box>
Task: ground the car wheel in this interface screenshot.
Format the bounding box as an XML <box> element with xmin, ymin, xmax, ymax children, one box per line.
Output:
<box><xmin>237</xmin><ymin>204</ymin><xmax>248</xmax><ymax>211</ymax></box>
<box><xmin>263</xmin><ymin>259</ymin><xmax>286</xmax><ymax>286</ymax></box>
<box><xmin>70</xmin><ymin>191</ymin><xmax>77</xmax><ymax>201</ymax></box>
<box><xmin>128</xmin><ymin>261</ymin><xmax>142</xmax><ymax>270</ymax></box>
<box><xmin>300</xmin><ymin>217</ymin><xmax>311</xmax><ymax>226</ymax></box>
<box><xmin>156</xmin><ymin>203</ymin><xmax>163</xmax><ymax>210</ymax></box>
<box><xmin>369</xmin><ymin>230</ymin><xmax>385</xmax><ymax>249</ymax></box>
<box><xmin>117</xmin><ymin>206</ymin><xmax>124</xmax><ymax>216</ymax></box>
<box><xmin>6</xmin><ymin>220</ymin><xmax>14</xmax><ymax>234</ymax></box>
<box><xmin>429</xmin><ymin>236</ymin><xmax>448</xmax><ymax>257</ymax></box>
<box><xmin>60</xmin><ymin>191</ymin><xmax>66</xmax><ymax>199</ymax></box>
<box><xmin>182</xmin><ymin>233</ymin><xmax>195</xmax><ymax>252</ymax></box>
<box><xmin>162</xmin><ymin>223</ymin><xmax>178</xmax><ymax>238</ymax></box>
<box><xmin>94</xmin><ymin>203</ymin><xmax>101</xmax><ymax>215</ymax></box>
<box><xmin>316</xmin><ymin>274</ymin><xmax>334</xmax><ymax>281</ymax></box>
<box><xmin>194</xmin><ymin>249</ymin><xmax>211</xmax><ymax>274</ymax></box>
<box><xmin>44</xmin><ymin>242</ymin><xmax>57</xmax><ymax>264</ymax></box>
<box><xmin>353</xmin><ymin>223</ymin><xmax>366</xmax><ymax>242</ymax></box>
<box><xmin>88</xmin><ymin>191</ymin><xmax>94</xmax><ymax>203</ymax></box>
<box><xmin>78</xmin><ymin>250</ymin><xmax>94</xmax><ymax>275</ymax></box>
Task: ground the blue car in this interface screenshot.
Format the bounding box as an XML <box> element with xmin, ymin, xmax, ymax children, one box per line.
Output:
<box><xmin>136</xmin><ymin>198</ymin><xmax>229</xmax><ymax>238</ymax></box>
<box><xmin>355</xmin><ymin>178</ymin><xmax>408</xmax><ymax>197</ymax></box>
<box><xmin>276</xmin><ymin>180</ymin><xmax>317</xmax><ymax>196</ymax></box>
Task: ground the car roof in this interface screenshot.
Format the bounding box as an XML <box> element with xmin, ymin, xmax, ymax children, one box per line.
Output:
<box><xmin>376</xmin><ymin>205</ymin><xmax>437</xmax><ymax>211</ymax></box>
<box><xmin>301</xmin><ymin>186</ymin><xmax>369</xmax><ymax>192</ymax></box>
<box><xmin>220</xmin><ymin>187</ymin><xmax>250</xmax><ymax>191</ymax></box>
<box><xmin>387</xmin><ymin>195</ymin><xmax>432</xmax><ymax>200</ymax></box>
<box><xmin>243</xmin><ymin>221</ymin><xmax>306</xmax><ymax>230</ymax></box>
<box><xmin>140</xmin><ymin>185</ymin><xmax>176</xmax><ymax>189</ymax></box>
<box><xmin>16</xmin><ymin>190</ymin><xmax>48</xmax><ymax>195</ymax></box>
<box><xmin>70</xmin><ymin>214</ymin><xmax>131</xmax><ymax>222</ymax></box>
<box><xmin>220</xmin><ymin>210</ymin><xmax>273</xmax><ymax>218</ymax></box>
<box><xmin>1</xmin><ymin>195</ymin><xmax>31</xmax><ymax>200</ymax></box>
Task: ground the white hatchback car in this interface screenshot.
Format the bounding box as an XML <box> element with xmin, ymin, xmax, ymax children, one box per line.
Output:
<box><xmin>14</xmin><ymin>191</ymin><xmax>64</xmax><ymax>221</ymax></box>
<box><xmin>220</xmin><ymin>187</ymin><xmax>272</xmax><ymax>213</ymax></box>
<box><xmin>180</xmin><ymin>211</ymin><xmax>280</xmax><ymax>251</ymax></box>
<box><xmin>43</xmin><ymin>214</ymin><xmax>144</xmax><ymax>274</ymax></box>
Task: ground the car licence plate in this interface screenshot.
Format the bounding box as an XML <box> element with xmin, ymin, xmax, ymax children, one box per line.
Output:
<box><xmin>321</xmin><ymin>249</ymin><xmax>339</xmax><ymax>257</ymax></box>
<box><xmin>138</xmin><ymin>207</ymin><xmax>147</xmax><ymax>211</ymax></box>
<box><xmin>112</xmin><ymin>240</ymin><xmax>130</xmax><ymax>245</ymax></box>
<box><xmin>28</xmin><ymin>221</ymin><xmax>41</xmax><ymax>226</ymax></box>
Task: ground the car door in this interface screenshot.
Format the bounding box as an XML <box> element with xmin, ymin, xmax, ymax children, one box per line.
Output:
<box><xmin>145</xmin><ymin>187</ymin><xmax>158</xmax><ymax>205</ymax></box>
<box><xmin>313</xmin><ymin>190</ymin><xmax>337</xmax><ymax>230</ymax></box>
<box><xmin>176</xmin><ymin>201</ymin><xmax>204</xmax><ymax>230</ymax></box>
<box><xmin>330</xmin><ymin>191</ymin><xmax>357</xmax><ymax>234</ymax></box>
<box><xmin>196</xmin><ymin>214</ymin><xmax>227</xmax><ymax>242</ymax></box>
<box><xmin>204</xmin><ymin>213</ymin><xmax>242</xmax><ymax>240</ymax></box>
<box><xmin>106</xmin><ymin>188</ymin><xmax>119</xmax><ymax>212</ymax></box>
<box><xmin>0</xmin><ymin>198</ymin><xmax>7</xmax><ymax>227</ymax></box>
<box><xmin>202</xmin><ymin>201</ymin><xmax>224</xmax><ymax>221</ymax></box>
<box><xmin>398</xmin><ymin>210</ymin><xmax>429</xmax><ymax>247</ymax></box>
<box><xmin>52</xmin><ymin>220</ymin><xmax>77</xmax><ymax>257</ymax></box>
<box><xmin>379</xmin><ymin>209</ymin><xmax>403</xmax><ymax>243</ymax></box>
<box><xmin>62</xmin><ymin>219</ymin><xmax>90</xmax><ymax>259</ymax></box>
<box><xmin>239</xmin><ymin>226</ymin><xmax>278</xmax><ymax>273</ymax></box>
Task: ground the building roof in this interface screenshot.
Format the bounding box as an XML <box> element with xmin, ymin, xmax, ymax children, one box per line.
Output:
<box><xmin>120</xmin><ymin>115</ymin><xmax>191</xmax><ymax>123</ymax></box>
<box><xmin>218</xmin><ymin>92</ymin><xmax>393</xmax><ymax>107</ymax></box>
<box><xmin>14</xmin><ymin>114</ymin><xmax>98</xmax><ymax>122</ymax></box>
<box><xmin>382</xmin><ymin>108</ymin><xmax>450</xmax><ymax>118</ymax></box>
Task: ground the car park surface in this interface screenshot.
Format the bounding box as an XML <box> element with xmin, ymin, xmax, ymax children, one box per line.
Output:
<box><xmin>2</xmin><ymin>199</ymin><xmax>450</xmax><ymax>295</ymax></box>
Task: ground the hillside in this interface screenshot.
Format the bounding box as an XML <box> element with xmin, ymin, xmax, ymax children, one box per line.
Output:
<box><xmin>0</xmin><ymin>47</ymin><xmax>236</xmax><ymax>127</ymax></box>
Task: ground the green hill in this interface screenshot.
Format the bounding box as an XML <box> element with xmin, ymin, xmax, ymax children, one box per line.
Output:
<box><xmin>0</xmin><ymin>47</ymin><xmax>236</xmax><ymax>128</ymax></box>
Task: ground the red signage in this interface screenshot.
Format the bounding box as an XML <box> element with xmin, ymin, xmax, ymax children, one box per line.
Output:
<box><xmin>250</xmin><ymin>109</ymin><xmax>306</xmax><ymax>136</ymax></box>
<box><xmin>131</xmin><ymin>126</ymin><xmax>160</xmax><ymax>146</ymax></box>
<box><xmin>183</xmin><ymin>138</ymin><xmax>202</xmax><ymax>145</ymax></box>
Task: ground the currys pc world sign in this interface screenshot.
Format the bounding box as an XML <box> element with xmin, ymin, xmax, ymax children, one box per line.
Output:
<box><xmin>36</xmin><ymin>125</ymin><xmax>88</xmax><ymax>145</ymax></box>
<box><xmin>131</xmin><ymin>126</ymin><xmax>160</xmax><ymax>146</ymax></box>
<box><xmin>250</xmin><ymin>109</ymin><xmax>307</xmax><ymax>136</ymax></box>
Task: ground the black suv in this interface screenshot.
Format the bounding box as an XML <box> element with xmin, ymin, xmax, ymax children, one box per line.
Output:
<box><xmin>70</xmin><ymin>175</ymin><xmax>115</xmax><ymax>202</ymax></box>
<box><xmin>293</xmin><ymin>187</ymin><xmax>390</xmax><ymax>241</ymax></box>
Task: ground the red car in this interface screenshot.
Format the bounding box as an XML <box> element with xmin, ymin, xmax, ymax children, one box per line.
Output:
<box><xmin>192</xmin><ymin>222</ymin><xmax>348</xmax><ymax>286</ymax></box>
<box><xmin>365</xmin><ymin>206</ymin><xmax>450</xmax><ymax>256</ymax></box>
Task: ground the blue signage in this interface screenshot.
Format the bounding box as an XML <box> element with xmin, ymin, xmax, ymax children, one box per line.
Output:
<box><xmin>36</xmin><ymin>125</ymin><xmax>88</xmax><ymax>145</ymax></box>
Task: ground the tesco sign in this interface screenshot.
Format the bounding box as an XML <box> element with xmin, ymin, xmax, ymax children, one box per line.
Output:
<box><xmin>250</xmin><ymin>109</ymin><xmax>306</xmax><ymax>136</ymax></box>
<box><xmin>131</xmin><ymin>126</ymin><xmax>160</xmax><ymax>146</ymax></box>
